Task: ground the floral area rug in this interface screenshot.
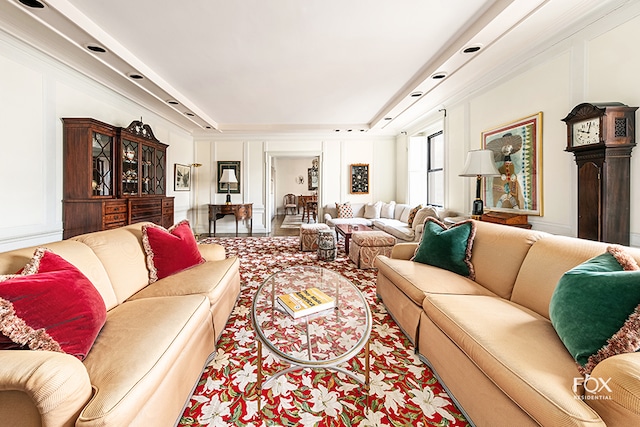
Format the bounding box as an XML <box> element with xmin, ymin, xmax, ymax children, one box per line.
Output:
<box><xmin>178</xmin><ymin>236</ymin><xmax>470</xmax><ymax>427</ymax></box>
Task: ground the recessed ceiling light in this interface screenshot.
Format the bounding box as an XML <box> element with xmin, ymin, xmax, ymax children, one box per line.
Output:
<box><xmin>462</xmin><ymin>45</ymin><xmax>482</xmax><ymax>54</ymax></box>
<box><xmin>184</xmin><ymin>112</ymin><xmax>194</xmax><ymax>117</ymax></box>
<box><xmin>86</xmin><ymin>44</ymin><xmax>107</xmax><ymax>53</ymax></box>
<box><xmin>127</xmin><ymin>73</ymin><xmax>144</xmax><ymax>80</ymax></box>
<box><xmin>334</xmin><ymin>129</ymin><xmax>340</xmax><ymax>132</ymax></box>
<box><xmin>410</xmin><ymin>91</ymin><xmax>423</xmax><ymax>98</ymax></box>
<box><xmin>431</xmin><ymin>72</ymin><xmax>447</xmax><ymax>80</ymax></box>
<box><xmin>18</xmin><ymin>0</ymin><xmax>45</xmax><ymax>8</ymax></box>
<box><xmin>167</xmin><ymin>100</ymin><xmax>179</xmax><ymax>105</ymax></box>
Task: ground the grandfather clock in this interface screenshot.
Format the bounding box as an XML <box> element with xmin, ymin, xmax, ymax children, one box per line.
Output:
<box><xmin>562</xmin><ymin>102</ymin><xmax>637</xmax><ymax>245</ymax></box>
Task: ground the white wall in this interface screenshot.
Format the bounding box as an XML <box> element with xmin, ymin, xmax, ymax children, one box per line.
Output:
<box><xmin>435</xmin><ymin>4</ymin><xmax>640</xmax><ymax>245</ymax></box>
<box><xmin>192</xmin><ymin>136</ymin><xmax>396</xmax><ymax>235</ymax></box>
<box><xmin>0</xmin><ymin>31</ymin><xmax>194</xmax><ymax>251</ymax></box>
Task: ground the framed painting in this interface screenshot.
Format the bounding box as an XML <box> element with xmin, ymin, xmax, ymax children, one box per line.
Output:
<box><xmin>174</xmin><ymin>164</ymin><xmax>191</xmax><ymax>191</ymax></box>
<box><xmin>350</xmin><ymin>164</ymin><xmax>369</xmax><ymax>194</ymax></box>
<box><xmin>217</xmin><ymin>161</ymin><xmax>241</xmax><ymax>193</ymax></box>
<box><xmin>482</xmin><ymin>112</ymin><xmax>543</xmax><ymax>216</ymax></box>
<box><xmin>308</xmin><ymin>168</ymin><xmax>318</xmax><ymax>190</ymax></box>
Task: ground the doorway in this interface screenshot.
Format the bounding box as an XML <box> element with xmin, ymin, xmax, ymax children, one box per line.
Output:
<box><xmin>265</xmin><ymin>152</ymin><xmax>321</xmax><ymax>233</ymax></box>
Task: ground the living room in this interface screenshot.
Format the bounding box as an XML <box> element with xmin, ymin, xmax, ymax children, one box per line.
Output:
<box><xmin>2</xmin><ymin>1</ymin><xmax>640</xmax><ymax>426</ymax></box>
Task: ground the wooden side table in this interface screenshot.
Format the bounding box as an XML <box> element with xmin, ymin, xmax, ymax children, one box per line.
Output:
<box><xmin>480</xmin><ymin>212</ymin><xmax>531</xmax><ymax>229</ymax></box>
<box><xmin>208</xmin><ymin>204</ymin><xmax>253</xmax><ymax>236</ymax></box>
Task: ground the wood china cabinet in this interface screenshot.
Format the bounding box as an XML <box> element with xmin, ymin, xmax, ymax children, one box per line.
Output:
<box><xmin>62</xmin><ymin>118</ymin><xmax>174</xmax><ymax>239</ymax></box>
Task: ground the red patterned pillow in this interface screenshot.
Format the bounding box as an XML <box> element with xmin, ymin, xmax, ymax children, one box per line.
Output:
<box><xmin>142</xmin><ymin>220</ymin><xmax>205</xmax><ymax>283</ymax></box>
<box><xmin>0</xmin><ymin>248</ymin><xmax>107</xmax><ymax>360</ymax></box>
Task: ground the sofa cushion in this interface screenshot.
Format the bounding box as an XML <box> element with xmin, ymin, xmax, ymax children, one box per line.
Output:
<box><xmin>549</xmin><ymin>247</ymin><xmax>640</xmax><ymax>375</ymax></box>
<box><xmin>375</xmin><ymin>256</ymin><xmax>496</xmax><ymax>307</ymax></box>
<box><xmin>363</xmin><ymin>201</ymin><xmax>382</xmax><ymax>219</ymax></box>
<box><xmin>422</xmin><ymin>293</ymin><xmax>603</xmax><ymax>426</ymax></box>
<box><xmin>413</xmin><ymin>218</ymin><xmax>476</xmax><ymax>279</ymax></box>
<box><xmin>374</xmin><ymin>219</ymin><xmax>416</xmax><ymax>241</ymax></box>
<box><xmin>398</xmin><ymin>205</ymin><xmax>412</xmax><ymax>223</ymax></box>
<box><xmin>412</xmin><ymin>206</ymin><xmax>439</xmax><ymax>229</ymax></box>
<box><xmin>128</xmin><ymin>256</ymin><xmax>240</xmax><ymax>308</ymax></box>
<box><xmin>142</xmin><ymin>220</ymin><xmax>205</xmax><ymax>283</ymax></box>
<box><xmin>80</xmin><ymin>294</ymin><xmax>211</xmax><ymax>425</ymax></box>
<box><xmin>406</xmin><ymin>205</ymin><xmax>423</xmax><ymax>227</ymax></box>
<box><xmin>380</xmin><ymin>201</ymin><xmax>396</xmax><ymax>219</ymax></box>
<box><xmin>336</xmin><ymin>202</ymin><xmax>354</xmax><ymax>218</ymax></box>
<box><xmin>0</xmin><ymin>248</ymin><xmax>106</xmax><ymax>360</ymax></box>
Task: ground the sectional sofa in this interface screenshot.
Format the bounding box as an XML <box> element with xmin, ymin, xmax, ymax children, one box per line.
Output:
<box><xmin>0</xmin><ymin>222</ymin><xmax>240</xmax><ymax>427</ymax></box>
<box><xmin>323</xmin><ymin>201</ymin><xmax>454</xmax><ymax>242</ymax></box>
<box><xmin>375</xmin><ymin>220</ymin><xmax>640</xmax><ymax>426</ymax></box>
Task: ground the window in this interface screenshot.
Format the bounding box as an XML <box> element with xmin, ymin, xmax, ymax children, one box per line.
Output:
<box><xmin>408</xmin><ymin>129</ymin><xmax>444</xmax><ymax>207</ymax></box>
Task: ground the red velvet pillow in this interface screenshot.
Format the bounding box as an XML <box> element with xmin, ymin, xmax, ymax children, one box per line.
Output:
<box><xmin>0</xmin><ymin>248</ymin><xmax>107</xmax><ymax>360</ymax></box>
<box><xmin>142</xmin><ymin>220</ymin><xmax>204</xmax><ymax>283</ymax></box>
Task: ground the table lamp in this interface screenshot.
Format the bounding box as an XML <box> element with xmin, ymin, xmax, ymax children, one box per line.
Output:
<box><xmin>459</xmin><ymin>149</ymin><xmax>500</xmax><ymax>220</ymax></box>
<box><xmin>220</xmin><ymin>169</ymin><xmax>237</xmax><ymax>205</ymax></box>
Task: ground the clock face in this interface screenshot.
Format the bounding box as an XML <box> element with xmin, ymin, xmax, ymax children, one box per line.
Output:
<box><xmin>572</xmin><ymin>118</ymin><xmax>600</xmax><ymax>146</ymax></box>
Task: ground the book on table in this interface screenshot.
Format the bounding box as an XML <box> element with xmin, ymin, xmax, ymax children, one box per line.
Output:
<box><xmin>277</xmin><ymin>287</ymin><xmax>336</xmax><ymax>318</ymax></box>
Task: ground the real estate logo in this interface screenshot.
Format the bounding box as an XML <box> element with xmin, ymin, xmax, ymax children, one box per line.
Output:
<box><xmin>572</xmin><ymin>375</ymin><xmax>613</xmax><ymax>400</ymax></box>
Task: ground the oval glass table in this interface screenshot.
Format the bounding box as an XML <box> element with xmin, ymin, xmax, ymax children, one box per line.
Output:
<box><xmin>251</xmin><ymin>265</ymin><xmax>372</xmax><ymax>410</ymax></box>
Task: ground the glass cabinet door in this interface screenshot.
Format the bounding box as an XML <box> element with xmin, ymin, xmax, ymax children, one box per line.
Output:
<box><xmin>154</xmin><ymin>149</ymin><xmax>166</xmax><ymax>194</ymax></box>
<box><xmin>121</xmin><ymin>139</ymin><xmax>138</xmax><ymax>196</ymax></box>
<box><xmin>92</xmin><ymin>131</ymin><xmax>113</xmax><ymax>196</ymax></box>
<box><xmin>141</xmin><ymin>144</ymin><xmax>155</xmax><ymax>195</ymax></box>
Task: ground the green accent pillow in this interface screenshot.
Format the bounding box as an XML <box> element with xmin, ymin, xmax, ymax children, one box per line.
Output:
<box><xmin>412</xmin><ymin>218</ymin><xmax>476</xmax><ymax>280</ymax></box>
<box><xmin>549</xmin><ymin>246</ymin><xmax>640</xmax><ymax>375</ymax></box>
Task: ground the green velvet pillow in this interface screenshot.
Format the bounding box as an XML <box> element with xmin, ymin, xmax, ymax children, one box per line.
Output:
<box><xmin>549</xmin><ymin>246</ymin><xmax>640</xmax><ymax>375</ymax></box>
<box><xmin>412</xmin><ymin>218</ymin><xmax>476</xmax><ymax>280</ymax></box>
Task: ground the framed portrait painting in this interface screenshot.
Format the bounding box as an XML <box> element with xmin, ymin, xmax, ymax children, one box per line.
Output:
<box><xmin>482</xmin><ymin>112</ymin><xmax>543</xmax><ymax>216</ymax></box>
<box><xmin>217</xmin><ymin>161</ymin><xmax>241</xmax><ymax>193</ymax></box>
<box><xmin>174</xmin><ymin>164</ymin><xmax>191</xmax><ymax>191</ymax></box>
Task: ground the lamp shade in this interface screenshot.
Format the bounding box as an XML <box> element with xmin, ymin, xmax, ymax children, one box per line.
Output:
<box><xmin>459</xmin><ymin>149</ymin><xmax>500</xmax><ymax>177</ymax></box>
<box><xmin>220</xmin><ymin>169</ymin><xmax>238</xmax><ymax>183</ymax></box>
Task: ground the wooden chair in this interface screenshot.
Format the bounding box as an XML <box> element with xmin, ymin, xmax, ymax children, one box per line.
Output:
<box><xmin>305</xmin><ymin>201</ymin><xmax>318</xmax><ymax>223</ymax></box>
<box><xmin>284</xmin><ymin>193</ymin><xmax>297</xmax><ymax>215</ymax></box>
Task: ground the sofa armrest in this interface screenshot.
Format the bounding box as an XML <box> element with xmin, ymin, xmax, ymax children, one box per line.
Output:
<box><xmin>390</xmin><ymin>243</ymin><xmax>418</xmax><ymax>260</ymax></box>
<box><xmin>0</xmin><ymin>351</ymin><xmax>92</xmax><ymax>426</ymax></box>
<box><xmin>587</xmin><ymin>352</ymin><xmax>640</xmax><ymax>425</ymax></box>
<box><xmin>198</xmin><ymin>243</ymin><xmax>227</xmax><ymax>261</ymax></box>
<box><xmin>324</xmin><ymin>213</ymin><xmax>333</xmax><ymax>221</ymax></box>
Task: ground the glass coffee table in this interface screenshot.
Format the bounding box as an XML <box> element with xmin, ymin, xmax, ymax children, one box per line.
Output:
<box><xmin>251</xmin><ymin>266</ymin><xmax>372</xmax><ymax>410</ymax></box>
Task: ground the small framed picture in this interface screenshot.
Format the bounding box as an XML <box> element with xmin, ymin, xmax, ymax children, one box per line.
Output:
<box><xmin>308</xmin><ymin>168</ymin><xmax>318</xmax><ymax>190</ymax></box>
<box><xmin>174</xmin><ymin>164</ymin><xmax>191</xmax><ymax>191</ymax></box>
<box><xmin>350</xmin><ymin>164</ymin><xmax>369</xmax><ymax>194</ymax></box>
<box><xmin>217</xmin><ymin>161</ymin><xmax>241</xmax><ymax>193</ymax></box>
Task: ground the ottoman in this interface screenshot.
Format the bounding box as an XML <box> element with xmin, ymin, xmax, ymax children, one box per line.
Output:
<box><xmin>348</xmin><ymin>231</ymin><xmax>396</xmax><ymax>269</ymax></box>
<box><xmin>300</xmin><ymin>223</ymin><xmax>331</xmax><ymax>251</ymax></box>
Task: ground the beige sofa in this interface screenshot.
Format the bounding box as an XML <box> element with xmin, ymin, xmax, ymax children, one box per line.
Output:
<box><xmin>375</xmin><ymin>220</ymin><xmax>640</xmax><ymax>426</ymax></box>
<box><xmin>323</xmin><ymin>202</ymin><xmax>452</xmax><ymax>242</ymax></box>
<box><xmin>0</xmin><ymin>222</ymin><xmax>240</xmax><ymax>427</ymax></box>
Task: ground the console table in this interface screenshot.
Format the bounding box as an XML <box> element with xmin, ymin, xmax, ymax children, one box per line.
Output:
<box><xmin>208</xmin><ymin>204</ymin><xmax>253</xmax><ymax>236</ymax></box>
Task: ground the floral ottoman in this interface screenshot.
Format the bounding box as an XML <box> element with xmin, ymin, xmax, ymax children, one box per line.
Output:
<box><xmin>348</xmin><ymin>230</ymin><xmax>396</xmax><ymax>269</ymax></box>
<box><xmin>300</xmin><ymin>223</ymin><xmax>330</xmax><ymax>251</ymax></box>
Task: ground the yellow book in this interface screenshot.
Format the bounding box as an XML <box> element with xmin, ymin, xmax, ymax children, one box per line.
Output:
<box><xmin>276</xmin><ymin>287</ymin><xmax>335</xmax><ymax>318</ymax></box>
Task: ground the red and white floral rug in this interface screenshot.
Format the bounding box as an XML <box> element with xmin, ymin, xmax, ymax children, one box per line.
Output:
<box><xmin>178</xmin><ymin>236</ymin><xmax>470</xmax><ymax>427</ymax></box>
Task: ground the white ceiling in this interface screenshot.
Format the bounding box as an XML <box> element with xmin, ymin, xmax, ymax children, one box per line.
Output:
<box><xmin>0</xmin><ymin>0</ymin><xmax>631</xmax><ymax>135</ymax></box>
